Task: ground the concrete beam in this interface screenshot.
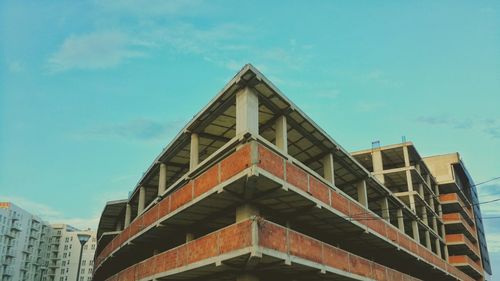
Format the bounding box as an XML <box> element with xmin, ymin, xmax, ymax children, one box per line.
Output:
<box><xmin>275</xmin><ymin>115</ymin><xmax>287</xmax><ymax>153</ymax></box>
<box><xmin>138</xmin><ymin>186</ymin><xmax>146</xmax><ymax>214</ymax></box>
<box><xmin>236</xmin><ymin>87</ymin><xmax>259</xmax><ymax>136</ymax></box>
<box><xmin>356</xmin><ymin>180</ymin><xmax>368</xmax><ymax>208</ymax></box>
<box><xmin>236</xmin><ymin>204</ymin><xmax>259</xmax><ymax>223</ymax></box>
<box><xmin>158</xmin><ymin>163</ymin><xmax>167</xmax><ymax>196</ymax></box>
<box><xmin>124</xmin><ymin>203</ymin><xmax>131</xmax><ymax>228</ymax></box>
<box><xmin>397</xmin><ymin>209</ymin><xmax>405</xmax><ymax>232</ymax></box>
<box><xmin>372</xmin><ymin>149</ymin><xmax>385</xmax><ymax>184</ymax></box>
<box><xmin>380</xmin><ymin>197</ymin><xmax>390</xmax><ymax>222</ymax></box>
<box><xmin>322</xmin><ymin>153</ymin><xmax>335</xmax><ymax>185</ymax></box>
<box><xmin>190</xmin><ymin>133</ymin><xmax>199</xmax><ymax>171</ymax></box>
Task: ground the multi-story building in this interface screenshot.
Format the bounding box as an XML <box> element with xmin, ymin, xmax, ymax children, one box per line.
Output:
<box><xmin>48</xmin><ymin>225</ymin><xmax>96</xmax><ymax>281</ymax></box>
<box><xmin>0</xmin><ymin>202</ymin><xmax>51</xmax><ymax>281</ymax></box>
<box><xmin>424</xmin><ymin>154</ymin><xmax>492</xmax><ymax>280</ymax></box>
<box><xmin>0</xmin><ymin>203</ymin><xmax>97</xmax><ymax>281</ymax></box>
<box><xmin>93</xmin><ymin>64</ymin><xmax>491</xmax><ymax>281</ymax></box>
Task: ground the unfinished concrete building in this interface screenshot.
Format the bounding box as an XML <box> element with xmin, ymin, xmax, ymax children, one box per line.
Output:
<box><xmin>94</xmin><ymin>64</ymin><xmax>490</xmax><ymax>281</ymax></box>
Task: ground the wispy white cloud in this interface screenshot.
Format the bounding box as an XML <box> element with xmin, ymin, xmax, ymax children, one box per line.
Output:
<box><xmin>8</xmin><ymin>61</ymin><xmax>24</xmax><ymax>73</ymax></box>
<box><xmin>47</xmin><ymin>31</ymin><xmax>146</xmax><ymax>72</ymax></box>
<box><xmin>73</xmin><ymin>118</ymin><xmax>185</xmax><ymax>142</ymax></box>
<box><xmin>1</xmin><ymin>196</ymin><xmax>99</xmax><ymax>230</ymax></box>
<box><xmin>416</xmin><ymin>115</ymin><xmax>500</xmax><ymax>139</ymax></box>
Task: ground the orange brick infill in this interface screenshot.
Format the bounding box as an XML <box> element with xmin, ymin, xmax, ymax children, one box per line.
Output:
<box><xmin>449</xmin><ymin>255</ymin><xmax>483</xmax><ymax>274</ymax></box>
<box><xmin>254</xmin><ymin>144</ymin><xmax>474</xmax><ymax>281</ymax></box>
<box><xmin>104</xmin><ymin>220</ymin><xmax>253</xmax><ymax>281</ymax></box>
<box><xmin>257</xmin><ymin>219</ymin><xmax>422</xmax><ymax>281</ymax></box>
<box><xmin>96</xmin><ymin>143</ymin><xmax>253</xmax><ymax>270</ymax></box>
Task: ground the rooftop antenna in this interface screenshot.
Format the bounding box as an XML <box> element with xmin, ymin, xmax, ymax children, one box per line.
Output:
<box><xmin>371</xmin><ymin>140</ymin><xmax>380</xmax><ymax>150</ymax></box>
<box><xmin>401</xmin><ymin>136</ymin><xmax>406</xmax><ymax>143</ymax></box>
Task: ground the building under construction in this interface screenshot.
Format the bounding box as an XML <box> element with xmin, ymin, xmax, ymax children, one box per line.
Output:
<box><xmin>93</xmin><ymin>64</ymin><xmax>491</xmax><ymax>281</ymax></box>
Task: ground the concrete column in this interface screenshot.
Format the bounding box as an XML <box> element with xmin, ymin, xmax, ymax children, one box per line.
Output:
<box><xmin>418</xmin><ymin>183</ymin><xmax>424</xmax><ymax>198</ymax></box>
<box><xmin>421</xmin><ymin>206</ymin><xmax>428</xmax><ymax>226</ymax></box>
<box><xmin>372</xmin><ymin>149</ymin><xmax>385</xmax><ymax>184</ymax></box>
<box><xmin>435</xmin><ymin>239</ymin><xmax>442</xmax><ymax>258</ymax></box>
<box><xmin>115</xmin><ymin>220</ymin><xmax>122</xmax><ymax>231</ymax></box>
<box><xmin>189</xmin><ymin>133</ymin><xmax>199</xmax><ymax>171</ymax></box>
<box><xmin>186</xmin><ymin>233</ymin><xmax>195</xmax><ymax>243</ymax></box>
<box><xmin>425</xmin><ymin>231</ymin><xmax>431</xmax><ymax>250</ymax></box>
<box><xmin>237</xmin><ymin>274</ymin><xmax>259</xmax><ymax>281</ymax></box>
<box><xmin>275</xmin><ymin>115</ymin><xmax>287</xmax><ymax>153</ymax></box>
<box><xmin>380</xmin><ymin>197</ymin><xmax>390</xmax><ymax>221</ymax></box>
<box><xmin>236</xmin><ymin>204</ymin><xmax>259</xmax><ymax>223</ymax></box>
<box><xmin>124</xmin><ymin>203</ymin><xmax>131</xmax><ymax>228</ymax></box>
<box><xmin>415</xmin><ymin>163</ymin><xmax>421</xmax><ymax>173</ymax></box>
<box><xmin>322</xmin><ymin>153</ymin><xmax>335</xmax><ymax>185</ymax></box>
<box><xmin>440</xmin><ymin>224</ymin><xmax>446</xmax><ymax>239</ymax></box>
<box><xmin>397</xmin><ymin>209</ymin><xmax>405</xmax><ymax>232</ymax></box>
<box><xmin>425</xmin><ymin>174</ymin><xmax>431</xmax><ymax>187</ymax></box>
<box><xmin>356</xmin><ymin>180</ymin><xmax>368</xmax><ymax>208</ymax></box>
<box><xmin>236</xmin><ymin>87</ymin><xmax>259</xmax><ymax>136</ymax></box>
<box><xmin>138</xmin><ymin>186</ymin><xmax>146</xmax><ymax>214</ymax></box>
<box><xmin>406</xmin><ymin>170</ymin><xmax>417</xmax><ymax>212</ymax></box>
<box><xmin>158</xmin><ymin>163</ymin><xmax>167</xmax><ymax>196</ymax></box>
<box><xmin>443</xmin><ymin>245</ymin><xmax>449</xmax><ymax>261</ymax></box>
<box><xmin>412</xmin><ymin>220</ymin><xmax>420</xmax><ymax>243</ymax></box>
<box><xmin>403</xmin><ymin>145</ymin><xmax>411</xmax><ymax>167</ymax></box>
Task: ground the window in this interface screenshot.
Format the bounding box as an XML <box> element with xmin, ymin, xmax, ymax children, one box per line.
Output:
<box><xmin>82</xmin><ymin>260</ymin><xmax>86</xmax><ymax>266</ymax></box>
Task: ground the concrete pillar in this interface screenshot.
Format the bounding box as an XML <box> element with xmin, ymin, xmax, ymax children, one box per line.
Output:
<box><xmin>275</xmin><ymin>115</ymin><xmax>287</xmax><ymax>153</ymax></box>
<box><xmin>412</xmin><ymin>220</ymin><xmax>420</xmax><ymax>243</ymax></box>
<box><xmin>158</xmin><ymin>163</ymin><xmax>167</xmax><ymax>196</ymax></box>
<box><xmin>425</xmin><ymin>231</ymin><xmax>431</xmax><ymax>250</ymax></box>
<box><xmin>415</xmin><ymin>163</ymin><xmax>421</xmax><ymax>173</ymax></box>
<box><xmin>236</xmin><ymin>87</ymin><xmax>259</xmax><ymax>137</ymax></box>
<box><xmin>406</xmin><ymin>170</ymin><xmax>417</xmax><ymax>212</ymax></box>
<box><xmin>418</xmin><ymin>183</ymin><xmax>424</xmax><ymax>198</ymax></box>
<box><xmin>435</xmin><ymin>239</ymin><xmax>442</xmax><ymax>258</ymax></box>
<box><xmin>115</xmin><ymin>220</ymin><xmax>122</xmax><ymax>231</ymax></box>
<box><xmin>356</xmin><ymin>180</ymin><xmax>368</xmax><ymax>208</ymax></box>
<box><xmin>236</xmin><ymin>204</ymin><xmax>259</xmax><ymax>222</ymax></box>
<box><xmin>237</xmin><ymin>274</ymin><xmax>259</xmax><ymax>281</ymax></box>
<box><xmin>124</xmin><ymin>203</ymin><xmax>131</xmax><ymax>228</ymax></box>
<box><xmin>322</xmin><ymin>153</ymin><xmax>335</xmax><ymax>185</ymax></box>
<box><xmin>440</xmin><ymin>224</ymin><xmax>446</xmax><ymax>239</ymax></box>
<box><xmin>186</xmin><ymin>233</ymin><xmax>195</xmax><ymax>243</ymax></box>
<box><xmin>443</xmin><ymin>245</ymin><xmax>449</xmax><ymax>261</ymax></box>
<box><xmin>372</xmin><ymin>149</ymin><xmax>385</xmax><ymax>184</ymax></box>
<box><xmin>190</xmin><ymin>133</ymin><xmax>199</xmax><ymax>171</ymax></box>
<box><xmin>397</xmin><ymin>209</ymin><xmax>405</xmax><ymax>232</ymax></box>
<box><xmin>403</xmin><ymin>145</ymin><xmax>411</xmax><ymax>167</ymax></box>
<box><xmin>421</xmin><ymin>206</ymin><xmax>428</xmax><ymax>226</ymax></box>
<box><xmin>138</xmin><ymin>186</ymin><xmax>146</xmax><ymax>214</ymax></box>
<box><xmin>381</xmin><ymin>197</ymin><xmax>390</xmax><ymax>221</ymax></box>
<box><xmin>425</xmin><ymin>174</ymin><xmax>431</xmax><ymax>187</ymax></box>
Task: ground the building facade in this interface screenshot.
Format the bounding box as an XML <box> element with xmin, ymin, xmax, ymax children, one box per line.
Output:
<box><xmin>48</xmin><ymin>225</ymin><xmax>96</xmax><ymax>281</ymax></box>
<box><xmin>94</xmin><ymin>64</ymin><xmax>491</xmax><ymax>281</ymax></box>
<box><xmin>0</xmin><ymin>202</ymin><xmax>51</xmax><ymax>281</ymax></box>
<box><xmin>0</xmin><ymin>203</ymin><xmax>97</xmax><ymax>281</ymax></box>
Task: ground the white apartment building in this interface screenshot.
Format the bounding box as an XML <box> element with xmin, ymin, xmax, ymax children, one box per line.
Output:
<box><xmin>0</xmin><ymin>202</ymin><xmax>51</xmax><ymax>281</ymax></box>
<box><xmin>0</xmin><ymin>202</ymin><xmax>96</xmax><ymax>281</ymax></box>
<box><xmin>48</xmin><ymin>225</ymin><xmax>95</xmax><ymax>281</ymax></box>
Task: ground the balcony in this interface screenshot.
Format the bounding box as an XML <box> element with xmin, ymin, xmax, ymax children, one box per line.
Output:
<box><xmin>449</xmin><ymin>255</ymin><xmax>483</xmax><ymax>279</ymax></box>
<box><xmin>2</xmin><ymin>266</ymin><xmax>14</xmax><ymax>276</ymax></box>
<box><xmin>442</xmin><ymin>213</ymin><xmax>477</xmax><ymax>243</ymax></box>
<box><xmin>440</xmin><ymin>193</ymin><xmax>474</xmax><ymax>224</ymax></box>
<box><xmin>446</xmin><ymin>234</ymin><xmax>480</xmax><ymax>260</ymax></box>
<box><xmin>11</xmin><ymin>221</ymin><xmax>22</xmax><ymax>231</ymax></box>
<box><xmin>5</xmin><ymin>248</ymin><xmax>15</xmax><ymax>257</ymax></box>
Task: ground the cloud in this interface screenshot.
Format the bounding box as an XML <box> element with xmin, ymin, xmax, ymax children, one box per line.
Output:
<box><xmin>1</xmin><ymin>196</ymin><xmax>99</xmax><ymax>230</ymax></box>
<box><xmin>75</xmin><ymin>118</ymin><xmax>185</xmax><ymax>141</ymax></box>
<box><xmin>47</xmin><ymin>31</ymin><xmax>146</xmax><ymax>72</ymax></box>
<box><xmin>356</xmin><ymin>101</ymin><xmax>384</xmax><ymax>112</ymax></box>
<box><xmin>95</xmin><ymin>0</ymin><xmax>203</xmax><ymax>17</ymax></box>
<box><xmin>8</xmin><ymin>61</ymin><xmax>24</xmax><ymax>73</ymax></box>
<box><xmin>416</xmin><ymin>115</ymin><xmax>500</xmax><ymax>139</ymax></box>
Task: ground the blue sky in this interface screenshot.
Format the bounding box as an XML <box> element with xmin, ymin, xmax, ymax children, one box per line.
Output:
<box><xmin>1</xmin><ymin>0</ymin><xmax>499</xmax><ymax>277</ymax></box>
